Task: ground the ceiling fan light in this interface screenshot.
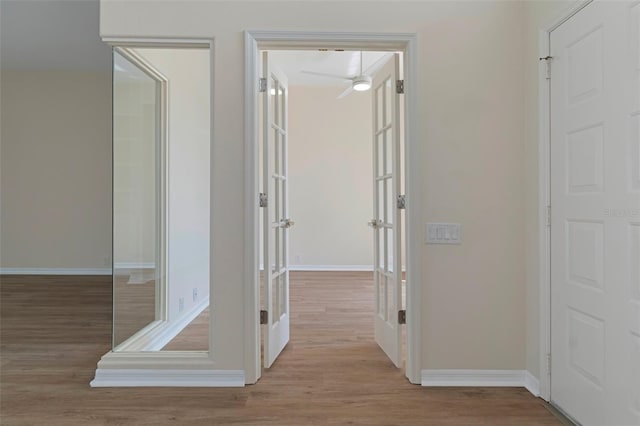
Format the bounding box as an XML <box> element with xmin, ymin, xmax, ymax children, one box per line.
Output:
<box><xmin>352</xmin><ymin>75</ymin><xmax>372</xmax><ymax>91</ymax></box>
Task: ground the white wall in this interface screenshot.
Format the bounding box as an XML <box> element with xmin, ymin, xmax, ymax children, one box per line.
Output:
<box><xmin>0</xmin><ymin>0</ymin><xmax>587</xmax><ymax>384</ymax></box>
<box><xmin>0</xmin><ymin>71</ymin><xmax>112</xmax><ymax>271</ymax></box>
<box><xmin>134</xmin><ymin>48</ymin><xmax>211</xmax><ymax>321</ymax></box>
<box><xmin>101</xmin><ymin>0</ymin><xmax>530</xmax><ymax>373</ymax></box>
<box><xmin>419</xmin><ymin>3</ymin><xmax>526</xmax><ymax>371</ymax></box>
<box><xmin>288</xmin><ymin>86</ymin><xmax>373</xmax><ymax>269</ymax></box>
<box><xmin>0</xmin><ymin>0</ymin><xmax>113</xmax><ymax>273</ymax></box>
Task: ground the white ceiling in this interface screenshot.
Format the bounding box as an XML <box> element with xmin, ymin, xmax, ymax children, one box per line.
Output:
<box><xmin>0</xmin><ymin>0</ymin><xmax>111</xmax><ymax>71</ymax></box>
<box><xmin>268</xmin><ymin>50</ymin><xmax>393</xmax><ymax>86</ymax></box>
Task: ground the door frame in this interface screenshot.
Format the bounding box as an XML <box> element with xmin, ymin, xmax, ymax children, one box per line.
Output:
<box><xmin>243</xmin><ymin>31</ymin><xmax>422</xmax><ymax>385</ymax></box>
<box><xmin>537</xmin><ymin>0</ymin><xmax>593</xmax><ymax>402</ymax></box>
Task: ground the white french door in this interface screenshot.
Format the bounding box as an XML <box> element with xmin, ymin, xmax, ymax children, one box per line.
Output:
<box><xmin>262</xmin><ymin>52</ymin><xmax>292</xmax><ymax>368</ymax></box>
<box><xmin>550</xmin><ymin>2</ymin><xmax>640</xmax><ymax>425</ymax></box>
<box><xmin>371</xmin><ymin>53</ymin><xmax>403</xmax><ymax>367</ymax></box>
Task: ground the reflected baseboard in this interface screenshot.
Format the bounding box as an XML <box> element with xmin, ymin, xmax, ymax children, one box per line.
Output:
<box><xmin>113</xmin><ymin>263</ymin><xmax>158</xmax><ymax>284</ymax></box>
<box><xmin>113</xmin><ymin>262</ymin><xmax>156</xmax><ymax>271</ymax></box>
<box><xmin>114</xmin><ymin>296</ymin><xmax>209</xmax><ymax>352</ymax></box>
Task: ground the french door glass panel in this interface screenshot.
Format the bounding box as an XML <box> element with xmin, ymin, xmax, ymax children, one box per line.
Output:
<box><xmin>372</xmin><ymin>53</ymin><xmax>403</xmax><ymax>368</ymax></box>
<box><xmin>262</xmin><ymin>52</ymin><xmax>291</xmax><ymax>368</ymax></box>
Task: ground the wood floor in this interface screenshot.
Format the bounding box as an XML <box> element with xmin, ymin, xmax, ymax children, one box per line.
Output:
<box><xmin>163</xmin><ymin>307</ymin><xmax>209</xmax><ymax>351</ymax></box>
<box><xmin>0</xmin><ymin>272</ymin><xmax>565</xmax><ymax>425</ymax></box>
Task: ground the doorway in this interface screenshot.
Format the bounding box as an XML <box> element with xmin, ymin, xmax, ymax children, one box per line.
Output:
<box><xmin>260</xmin><ymin>49</ymin><xmax>403</xmax><ymax>371</ymax></box>
<box><xmin>244</xmin><ymin>32</ymin><xmax>422</xmax><ymax>385</ymax></box>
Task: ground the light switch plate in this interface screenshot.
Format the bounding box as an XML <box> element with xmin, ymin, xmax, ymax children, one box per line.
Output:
<box><xmin>426</xmin><ymin>223</ymin><xmax>462</xmax><ymax>244</ymax></box>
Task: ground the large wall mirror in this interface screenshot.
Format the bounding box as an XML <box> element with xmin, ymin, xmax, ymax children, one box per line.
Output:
<box><xmin>112</xmin><ymin>46</ymin><xmax>210</xmax><ymax>352</ymax></box>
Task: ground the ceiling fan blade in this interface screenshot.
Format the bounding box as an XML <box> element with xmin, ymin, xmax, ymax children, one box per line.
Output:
<box><xmin>336</xmin><ymin>85</ymin><xmax>354</xmax><ymax>100</ymax></box>
<box><xmin>362</xmin><ymin>53</ymin><xmax>393</xmax><ymax>77</ymax></box>
<box><xmin>300</xmin><ymin>70</ymin><xmax>351</xmax><ymax>80</ymax></box>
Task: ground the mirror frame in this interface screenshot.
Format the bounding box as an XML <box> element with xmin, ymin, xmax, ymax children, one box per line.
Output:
<box><xmin>112</xmin><ymin>46</ymin><xmax>169</xmax><ymax>352</ymax></box>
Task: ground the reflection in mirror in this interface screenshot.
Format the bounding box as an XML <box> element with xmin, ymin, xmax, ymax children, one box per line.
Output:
<box><xmin>112</xmin><ymin>46</ymin><xmax>210</xmax><ymax>352</ymax></box>
<box><xmin>113</xmin><ymin>49</ymin><xmax>160</xmax><ymax>349</ymax></box>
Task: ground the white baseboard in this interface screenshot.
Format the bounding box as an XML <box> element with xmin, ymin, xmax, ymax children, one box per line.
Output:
<box><xmin>422</xmin><ymin>369</ymin><xmax>540</xmax><ymax>397</ymax></box>
<box><xmin>0</xmin><ymin>264</ymin><xmax>157</xmax><ymax>276</ymax></box>
<box><xmin>151</xmin><ymin>296</ymin><xmax>210</xmax><ymax>350</ymax></box>
<box><xmin>524</xmin><ymin>371</ymin><xmax>540</xmax><ymax>397</ymax></box>
<box><xmin>90</xmin><ymin>368</ymin><xmax>245</xmax><ymax>387</ymax></box>
<box><xmin>289</xmin><ymin>265</ymin><xmax>373</xmax><ymax>271</ymax></box>
<box><xmin>115</xmin><ymin>296</ymin><xmax>210</xmax><ymax>352</ymax></box>
<box><xmin>0</xmin><ymin>267</ymin><xmax>112</xmax><ymax>275</ymax></box>
<box><xmin>113</xmin><ymin>262</ymin><xmax>156</xmax><ymax>270</ymax></box>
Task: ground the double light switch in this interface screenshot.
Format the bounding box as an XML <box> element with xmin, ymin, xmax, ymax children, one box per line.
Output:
<box><xmin>426</xmin><ymin>223</ymin><xmax>462</xmax><ymax>244</ymax></box>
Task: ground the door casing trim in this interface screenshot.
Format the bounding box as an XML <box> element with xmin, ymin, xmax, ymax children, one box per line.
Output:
<box><xmin>243</xmin><ymin>31</ymin><xmax>422</xmax><ymax>385</ymax></box>
<box><xmin>537</xmin><ymin>0</ymin><xmax>593</xmax><ymax>402</ymax></box>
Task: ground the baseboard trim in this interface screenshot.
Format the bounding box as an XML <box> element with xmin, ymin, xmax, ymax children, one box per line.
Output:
<box><xmin>0</xmin><ymin>267</ymin><xmax>112</xmax><ymax>275</ymax></box>
<box><xmin>90</xmin><ymin>368</ymin><xmax>245</xmax><ymax>387</ymax></box>
<box><xmin>114</xmin><ymin>296</ymin><xmax>210</xmax><ymax>352</ymax></box>
<box><xmin>524</xmin><ymin>371</ymin><xmax>540</xmax><ymax>397</ymax></box>
<box><xmin>151</xmin><ymin>296</ymin><xmax>210</xmax><ymax>350</ymax></box>
<box><xmin>422</xmin><ymin>369</ymin><xmax>540</xmax><ymax>396</ymax></box>
<box><xmin>289</xmin><ymin>265</ymin><xmax>374</xmax><ymax>271</ymax></box>
<box><xmin>0</xmin><ymin>265</ymin><xmax>158</xmax><ymax>276</ymax></box>
<box><xmin>113</xmin><ymin>262</ymin><xmax>156</xmax><ymax>270</ymax></box>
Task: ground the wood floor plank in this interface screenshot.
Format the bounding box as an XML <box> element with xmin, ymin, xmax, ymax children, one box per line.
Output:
<box><xmin>0</xmin><ymin>272</ymin><xmax>563</xmax><ymax>425</ymax></box>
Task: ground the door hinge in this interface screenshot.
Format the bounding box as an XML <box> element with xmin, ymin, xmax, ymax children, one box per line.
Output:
<box><xmin>396</xmin><ymin>80</ymin><xmax>404</xmax><ymax>94</ymax></box>
<box><xmin>368</xmin><ymin>219</ymin><xmax>382</xmax><ymax>229</ymax></box>
<box><xmin>546</xmin><ymin>352</ymin><xmax>551</xmax><ymax>376</ymax></box>
<box><xmin>259</xmin><ymin>193</ymin><xmax>268</xmax><ymax>207</ymax></box>
<box><xmin>259</xmin><ymin>78</ymin><xmax>267</xmax><ymax>93</ymax></box>
<box><xmin>260</xmin><ymin>310</ymin><xmax>268</xmax><ymax>324</ymax></box>
<box><xmin>397</xmin><ymin>194</ymin><xmax>406</xmax><ymax>209</ymax></box>
<box><xmin>546</xmin><ymin>205</ymin><xmax>551</xmax><ymax>227</ymax></box>
<box><xmin>539</xmin><ymin>56</ymin><xmax>552</xmax><ymax>80</ymax></box>
<box><xmin>398</xmin><ymin>310</ymin><xmax>406</xmax><ymax>325</ymax></box>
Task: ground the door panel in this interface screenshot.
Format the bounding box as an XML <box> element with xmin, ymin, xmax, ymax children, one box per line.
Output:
<box><xmin>372</xmin><ymin>53</ymin><xmax>403</xmax><ymax>367</ymax></box>
<box><xmin>262</xmin><ymin>52</ymin><xmax>290</xmax><ymax>368</ymax></box>
<box><xmin>550</xmin><ymin>2</ymin><xmax>640</xmax><ymax>424</ymax></box>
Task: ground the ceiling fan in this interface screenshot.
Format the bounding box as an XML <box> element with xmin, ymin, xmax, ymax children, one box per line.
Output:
<box><xmin>300</xmin><ymin>51</ymin><xmax>391</xmax><ymax>99</ymax></box>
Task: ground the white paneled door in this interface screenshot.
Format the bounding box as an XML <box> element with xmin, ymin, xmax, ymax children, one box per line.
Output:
<box><xmin>371</xmin><ymin>53</ymin><xmax>403</xmax><ymax>367</ymax></box>
<box><xmin>550</xmin><ymin>2</ymin><xmax>640</xmax><ymax>425</ymax></box>
<box><xmin>262</xmin><ymin>52</ymin><xmax>291</xmax><ymax>368</ymax></box>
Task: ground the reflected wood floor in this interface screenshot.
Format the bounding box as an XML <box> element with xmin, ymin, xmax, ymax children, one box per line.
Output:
<box><xmin>113</xmin><ymin>272</ymin><xmax>155</xmax><ymax>347</ymax></box>
<box><xmin>0</xmin><ymin>273</ymin><xmax>564</xmax><ymax>425</ymax></box>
